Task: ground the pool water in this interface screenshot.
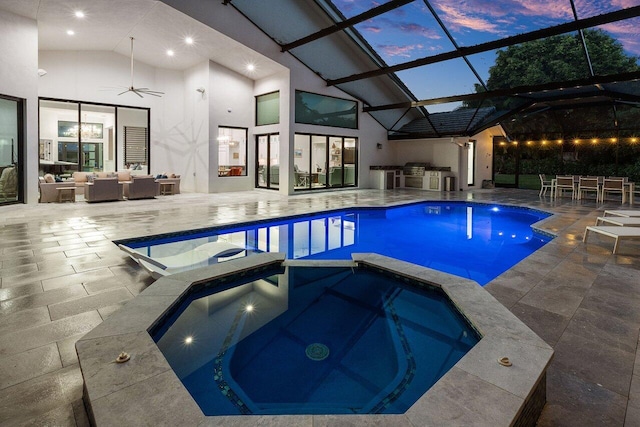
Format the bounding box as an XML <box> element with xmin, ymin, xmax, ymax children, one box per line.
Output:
<box><xmin>121</xmin><ymin>202</ymin><xmax>551</xmax><ymax>285</ymax></box>
<box><xmin>152</xmin><ymin>266</ymin><xmax>480</xmax><ymax>415</ymax></box>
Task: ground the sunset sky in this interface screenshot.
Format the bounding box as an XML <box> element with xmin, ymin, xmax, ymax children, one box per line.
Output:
<box><xmin>330</xmin><ymin>0</ymin><xmax>640</xmax><ymax>112</ymax></box>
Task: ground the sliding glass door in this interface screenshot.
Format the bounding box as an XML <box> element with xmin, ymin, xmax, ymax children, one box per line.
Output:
<box><xmin>294</xmin><ymin>133</ymin><xmax>357</xmax><ymax>191</ymax></box>
<box><xmin>39</xmin><ymin>99</ymin><xmax>149</xmax><ymax>178</ymax></box>
<box><xmin>0</xmin><ymin>95</ymin><xmax>23</xmax><ymax>204</ymax></box>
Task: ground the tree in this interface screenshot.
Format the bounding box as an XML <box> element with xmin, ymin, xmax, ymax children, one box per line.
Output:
<box><xmin>463</xmin><ymin>29</ymin><xmax>640</xmax><ymax>111</ymax></box>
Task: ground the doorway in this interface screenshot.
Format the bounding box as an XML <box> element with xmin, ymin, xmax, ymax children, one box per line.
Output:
<box><xmin>256</xmin><ymin>133</ymin><xmax>279</xmax><ymax>189</ymax></box>
<box><xmin>0</xmin><ymin>94</ymin><xmax>23</xmax><ymax>205</ymax></box>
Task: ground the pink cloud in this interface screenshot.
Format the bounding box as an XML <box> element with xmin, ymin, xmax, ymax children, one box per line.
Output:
<box><xmin>434</xmin><ymin>3</ymin><xmax>502</xmax><ymax>34</ymax></box>
<box><xmin>378</xmin><ymin>44</ymin><xmax>425</xmax><ymax>58</ymax></box>
<box><xmin>611</xmin><ymin>0</ymin><xmax>640</xmax><ymax>8</ymax></box>
<box><xmin>398</xmin><ymin>23</ymin><xmax>442</xmax><ymax>39</ymax></box>
<box><xmin>361</xmin><ymin>25</ymin><xmax>382</xmax><ymax>33</ymax></box>
<box><xmin>601</xmin><ymin>19</ymin><xmax>640</xmax><ymax>55</ymax></box>
<box><xmin>430</xmin><ymin>0</ymin><xmax>572</xmax><ymax>35</ymax></box>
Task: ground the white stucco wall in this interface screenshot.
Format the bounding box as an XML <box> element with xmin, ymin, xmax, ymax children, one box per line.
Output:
<box><xmin>209</xmin><ymin>60</ymin><xmax>256</xmax><ymax>193</ymax></box>
<box><xmin>0</xmin><ymin>10</ymin><xmax>38</xmax><ymax>203</ymax></box>
<box><xmin>37</xmin><ymin>50</ymin><xmax>196</xmax><ymax>189</ymax></box>
<box><xmin>391</xmin><ymin>126</ymin><xmax>501</xmax><ymax>191</ymax></box>
<box><xmin>160</xmin><ymin>0</ymin><xmax>389</xmax><ymax>194</ymax></box>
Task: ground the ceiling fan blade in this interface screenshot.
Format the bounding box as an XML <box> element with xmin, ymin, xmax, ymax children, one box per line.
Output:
<box><xmin>139</xmin><ymin>89</ymin><xmax>165</xmax><ymax>96</ymax></box>
<box><xmin>117</xmin><ymin>89</ymin><xmax>131</xmax><ymax>96</ymax></box>
<box><xmin>131</xmin><ymin>89</ymin><xmax>144</xmax><ymax>98</ymax></box>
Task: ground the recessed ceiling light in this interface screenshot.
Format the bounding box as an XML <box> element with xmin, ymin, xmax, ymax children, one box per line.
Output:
<box><xmin>74</xmin><ymin>11</ymin><xmax>85</xmax><ymax>18</ymax></box>
<box><xmin>67</xmin><ymin>30</ymin><xmax>75</xmax><ymax>36</ymax></box>
<box><xmin>167</xmin><ymin>50</ymin><xmax>174</xmax><ymax>57</ymax></box>
<box><xmin>185</xmin><ymin>37</ymin><xmax>194</xmax><ymax>45</ymax></box>
<box><xmin>246</xmin><ymin>63</ymin><xmax>255</xmax><ymax>71</ymax></box>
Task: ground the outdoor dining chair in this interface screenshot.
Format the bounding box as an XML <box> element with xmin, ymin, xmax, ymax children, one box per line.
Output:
<box><xmin>578</xmin><ymin>177</ymin><xmax>599</xmax><ymax>201</ymax></box>
<box><xmin>600</xmin><ymin>178</ymin><xmax>625</xmax><ymax>203</ymax></box>
<box><xmin>538</xmin><ymin>174</ymin><xmax>553</xmax><ymax>197</ymax></box>
<box><xmin>555</xmin><ymin>176</ymin><xmax>575</xmax><ymax>199</ymax></box>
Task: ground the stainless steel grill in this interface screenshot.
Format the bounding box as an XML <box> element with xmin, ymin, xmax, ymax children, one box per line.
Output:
<box><xmin>402</xmin><ymin>162</ymin><xmax>430</xmax><ymax>176</ymax></box>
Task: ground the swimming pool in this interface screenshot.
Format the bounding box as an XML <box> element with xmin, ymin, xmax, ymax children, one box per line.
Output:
<box><xmin>151</xmin><ymin>264</ymin><xmax>480</xmax><ymax>415</ymax></box>
<box><xmin>119</xmin><ymin>201</ymin><xmax>551</xmax><ymax>285</ymax></box>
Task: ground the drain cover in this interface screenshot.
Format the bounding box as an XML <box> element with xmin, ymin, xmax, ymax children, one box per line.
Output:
<box><xmin>305</xmin><ymin>343</ymin><xmax>330</xmax><ymax>361</ymax></box>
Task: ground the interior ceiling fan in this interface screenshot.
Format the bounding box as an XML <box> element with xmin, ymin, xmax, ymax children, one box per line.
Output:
<box><xmin>116</xmin><ymin>37</ymin><xmax>164</xmax><ymax>98</ymax></box>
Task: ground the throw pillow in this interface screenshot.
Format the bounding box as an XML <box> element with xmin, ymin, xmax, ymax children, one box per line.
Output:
<box><xmin>54</xmin><ymin>176</ymin><xmax>63</xmax><ymax>182</ymax></box>
<box><xmin>117</xmin><ymin>170</ymin><xmax>131</xmax><ymax>182</ymax></box>
<box><xmin>44</xmin><ymin>173</ymin><xmax>55</xmax><ymax>183</ymax></box>
<box><xmin>87</xmin><ymin>174</ymin><xmax>96</xmax><ymax>183</ymax></box>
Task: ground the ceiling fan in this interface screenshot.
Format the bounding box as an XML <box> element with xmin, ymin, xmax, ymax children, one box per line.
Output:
<box><xmin>117</xmin><ymin>37</ymin><xmax>164</xmax><ymax>98</ymax></box>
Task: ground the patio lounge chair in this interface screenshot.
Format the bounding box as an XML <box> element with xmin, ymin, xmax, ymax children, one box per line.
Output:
<box><xmin>118</xmin><ymin>241</ymin><xmax>247</xmax><ymax>278</ymax></box>
<box><xmin>602</xmin><ymin>210</ymin><xmax>640</xmax><ymax>218</ymax></box>
<box><xmin>583</xmin><ymin>226</ymin><xmax>640</xmax><ymax>254</ymax></box>
<box><xmin>595</xmin><ymin>217</ymin><xmax>640</xmax><ymax>226</ymax></box>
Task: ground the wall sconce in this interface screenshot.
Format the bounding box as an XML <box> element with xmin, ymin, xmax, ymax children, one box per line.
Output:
<box><xmin>376</xmin><ymin>143</ymin><xmax>382</xmax><ymax>149</ymax></box>
<box><xmin>37</xmin><ymin>68</ymin><xmax>47</xmax><ymax>77</ymax></box>
<box><xmin>196</xmin><ymin>87</ymin><xmax>206</xmax><ymax>98</ymax></box>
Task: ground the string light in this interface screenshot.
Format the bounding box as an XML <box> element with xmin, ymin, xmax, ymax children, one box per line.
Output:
<box><xmin>502</xmin><ymin>137</ymin><xmax>639</xmax><ymax>146</ymax></box>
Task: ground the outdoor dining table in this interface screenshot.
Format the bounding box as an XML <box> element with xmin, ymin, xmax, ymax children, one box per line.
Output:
<box><xmin>550</xmin><ymin>176</ymin><xmax>634</xmax><ymax>204</ymax></box>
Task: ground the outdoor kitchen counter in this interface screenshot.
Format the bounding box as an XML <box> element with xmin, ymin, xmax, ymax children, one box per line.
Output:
<box><xmin>369</xmin><ymin>165</ymin><xmax>403</xmax><ymax>170</ymax></box>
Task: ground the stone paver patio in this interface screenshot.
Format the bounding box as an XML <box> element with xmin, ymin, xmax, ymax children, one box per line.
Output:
<box><xmin>0</xmin><ymin>188</ymin><xmax>639</xmax><ymax>426</ymax></box>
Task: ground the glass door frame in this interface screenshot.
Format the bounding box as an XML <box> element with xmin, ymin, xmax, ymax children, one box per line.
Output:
<box><xmin>0</xmin><ymin>93</ymin><xmax>24</xmax><ymax>205</ymax></box>
<box><xmin>255</xmin><ymin>133</ymin><xmax>279</xmax><ymax>190</ymax></box>
<box><xmin>39</xmin><ymin>97</ymin><xmax>150</xmax><ymax>175</ymax></box>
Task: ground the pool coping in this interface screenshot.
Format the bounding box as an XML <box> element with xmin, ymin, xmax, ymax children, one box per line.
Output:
<box><xmin>77</xmin><ymin>252</ymin><xmax>553</xmax><ymax>426</ymax></box>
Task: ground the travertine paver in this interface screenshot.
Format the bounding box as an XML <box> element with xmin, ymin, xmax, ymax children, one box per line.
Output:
<box><xmin>0</xmin><ymin>188</ymin><xmax>639</xmax><ymax>425</ymax></box>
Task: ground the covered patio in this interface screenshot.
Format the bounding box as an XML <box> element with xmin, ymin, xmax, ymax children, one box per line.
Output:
<box><xmin>0</xmin><ymin>188</ymin><xmax>639</xmax><ymax>425</ymax></box>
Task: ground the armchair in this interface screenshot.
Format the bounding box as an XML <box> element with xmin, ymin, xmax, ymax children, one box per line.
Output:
<box><xmin>124</xmin><ymin>176</ymin><xmax>159</xmax><ymax>200</ymax></box>
<box><xmin>85</xmin><ymin>178</ymin><xmax>123</xmax><ymax>203</ymax></box>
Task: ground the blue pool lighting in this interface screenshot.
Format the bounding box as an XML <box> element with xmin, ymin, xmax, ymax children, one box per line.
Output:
<box><xmin>118</xmin><ymin>202</ymin><xmax>551</xmax><ymax>285</ymax></box>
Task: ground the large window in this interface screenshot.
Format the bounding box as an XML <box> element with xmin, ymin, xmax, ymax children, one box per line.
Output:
<box><xmin>0</xmin><ymin>94</ymin><xmax>23</xmax><ymax>205</ymax></box>
<box><xmin>295</xmin><ymin>91</ymin><xmax>357</xmax><ymax>129</ymax></box>
<box><xmin>256</xmin><ymin>91</ymin><xmax>279</xmax><ymax>126</ymax></box>
<box><xmin>218</xmin><ymin>126</ymin><xmax>247</xmax><ymax>177</ymax></box>
<box><xmin>293</xmin><ymin>133</ymin><xmax>357</xmax><ymax>190</ymax></box>
<box><xmin>39</xmin><ymin>99</ymin><xmax>149</xmax><ymax>176</ymax></box>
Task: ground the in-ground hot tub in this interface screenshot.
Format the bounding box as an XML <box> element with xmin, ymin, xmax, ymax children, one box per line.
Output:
<box><xmin>151</xmin><ymin>262</ymin><xmax>480</xmax><ymax>415</ymax></box>
<box><xmin>77</xmin><ymin>253</ymin><xmax>553</xmax><ymax>426</ymax></box>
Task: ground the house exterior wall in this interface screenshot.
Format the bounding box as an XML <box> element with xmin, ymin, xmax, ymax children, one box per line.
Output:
<box><xmin>0</xmin><ymin>10</ymin><xmax>38</xmax><ymax>203</ymax></box>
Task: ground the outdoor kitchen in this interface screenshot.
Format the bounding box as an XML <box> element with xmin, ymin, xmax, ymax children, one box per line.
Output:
<box><xmin>369</xmin><ymin>163</ymin><xmax>455</xmax><ymax>191</ymax></box>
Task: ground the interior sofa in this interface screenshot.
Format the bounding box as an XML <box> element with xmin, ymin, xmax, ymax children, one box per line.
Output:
<box><xmin>265</xmin><ymin>165</ymin><xmax>279</xmax><ymax>185</ymax></box>
<box><xmin>318</xmin><ymin>165</ymin><xmax>356</xmax><ymax>187</ymax></box>
<box><xmin>124</xmin><ymin>175</ymin><xmax>159</xmax><ymax>199</ymax></box>
<box><xmin>85</xmin><ymin>178</ymin><xmax>124</xmax><ymax>203</ymax></box>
